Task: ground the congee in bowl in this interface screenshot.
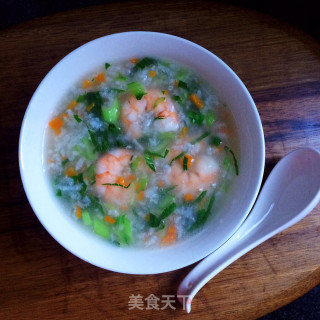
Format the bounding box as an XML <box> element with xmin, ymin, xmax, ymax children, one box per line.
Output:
<box><xmin>19</xmin><ymin>32</ymin><xmax>264</xmax><ymax>274</ymax></box>
<box><xmin>46</xmin><ymin>57</ymin><xmax>239</xmax><ymax>247</ymax></box>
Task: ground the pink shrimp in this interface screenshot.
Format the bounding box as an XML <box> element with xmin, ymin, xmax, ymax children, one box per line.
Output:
<box><xmin>121</xmin><ymin>88</ymin><xmax>180</xmax><ymax>138</ymax></box>
<box><xmin>169</xmin><ymin>153</ymin><xmax>219</xmax><ymax>196</ymax></box>
<box><xmin>95</xmin><ymin>149</ymin><xmax>135</xmax><ymax>206</ymax></box>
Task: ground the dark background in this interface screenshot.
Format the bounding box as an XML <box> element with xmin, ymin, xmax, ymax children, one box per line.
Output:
<box><xmin>1</xmin><ymin>0</ymin><xmax>319</xmax><ymax>319</ymax></box>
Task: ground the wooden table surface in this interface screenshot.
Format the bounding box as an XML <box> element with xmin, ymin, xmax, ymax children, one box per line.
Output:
<box><xmin>1</xmin><ymin>1</ymin><xmax>320</xmax><ymax>319</ymax></box>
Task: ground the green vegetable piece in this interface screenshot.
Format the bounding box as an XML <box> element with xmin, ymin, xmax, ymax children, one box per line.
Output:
<box><xmin>177</xmin><ymin>69</ymin><xmax>188</xmax><ymax>80</ymax></box>
<box><xmin>127</xmin><ymin>82</ymin><xmax>147</xmax><ymax>100</ymax></box>
<box><xmin>178</xmin><ymin>80</ymin><xmax>188</xmax><ymax>90</ymax></box>
<box><xmin>93</xmin><ymin>218</ymin><xmax>110</xmax><ymax>239</ymax></box>
<box><xmin>130</xmin><ymin>156</ymin><xmax>141</xmax><ymax>172</ymax></box>
<box><xmin>183</xmin><ymin>156</ymin><xmax>189</xmax><ymax>171</ymax></box>
<box><xmin>138</xmin><ymin>177</ymin><xmax>148</xmax><ymax>191</ymax></box>
<box><xmin>86</xmin><ymin>164</ymin><xmax>96</xmax><ymax>185</ymax></box>
<box><xmin>77</xmin><ymin>95</ymin><xmax>85</xmax><ymax>102</ymax></box>
<box><xmin>115</xmin><ymin>215</ymin><xmax>132</xmax><ymax>245</ymax></box>
<box><xmin>154</xmin><ymin>97</ymin><xmax>166</xmax><ymax>108</ymax></box>
<box><xmin>144</xmin><ymin>153</ymin><xmax>156</xmax><ymax>172</ymax></box>
<box><xmin>160</xmin><ymin>202</ymin><xmax>177</xmax><ymax>220</ymax></box>
<box><xmin>74</xmin><ymin>114</ymin><xmax>82</xmax><ymax>123</ymax></box>
<box><xmin>82</xmin><ymin>210</ymin><xmax>92</xmax><ymax>226</ymax></box>
<box><xmin>102</xmin><ymin>183</ymin><xmax>131</xmax><ymax>188</ymax></box>
<box><xmin>210</xmin><ymin>136</ymin><xmax>222</xmax><ymax>146</ymax></box>
<box><xmin>146</xmin><ymin>149</ymin><xmax>169</xmax><ymax>159</ymax></box>
<box><xmin>105</xmin><ymin>62</ymin><xmax>111</xmax><ymax>69</ymax></box>
<box><xmin>83</xmin><ymin>92</ymin><xmax>103</xmax><ymax>117</ymax></box>
<box><xmin>187</xmin><ymin>111</ymin><xmax>205</xmax><ymax>125</ymax></box>
<box><xmin>193</xmin><ymin>190</ymin><xmax>207</xmax><ymax>204</ymax></box>
<box><xmin>62</xmin><ymin>158</ymin><xmax>69</xmax><ymax>166</ymax></box>
<box><xmin>116</xmin><ymin>73</ymin><xmax>127</xmax><ymax>81</ymax></box>
<box><xmin>191</xmin><ymin>131</ymin><xmax>210</xmax><ymax>145</ymax></box>
<box><xmin>133</xmin><ymin>57</ymin><xmax>157</xmax><ymax>71</ymax></box>
<box><xmin>170</xmin><ymin>151</ymin><xmax>186</xmax><ymax>166</ymax></box>
<box><xmin>56</xmin><ymin>189</ymin><xmax>62</xmax><ymax>197</ymax></box>
<box><xmin>149</xmin><ymin>213</ymin><xmax>160</xmax><ymax>228</ymax></box>
<box><xmin>206</xmin><ymin>111</ymin><xmax>215</xmax><ymax>126</ymax></box>
<box><xmin>102</xmin><ymin>98</ymin><xmax>120</xmax><ymax>124</ymax></box>
<box><xmin>173</xmin><ymin>95</ymin><xmax>183</xmax><ymax>105</ymax></box>
<box><xmin>224</xmin><ymin>146</ymin><xmax>239</xmax><ymax>175</ymax></box>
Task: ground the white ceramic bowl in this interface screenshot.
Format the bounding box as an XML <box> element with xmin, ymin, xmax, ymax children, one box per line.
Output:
<box><xmin>19</xmin><ymin>32</ymin><xmax>265</xmax><ymax>274</ymax></box>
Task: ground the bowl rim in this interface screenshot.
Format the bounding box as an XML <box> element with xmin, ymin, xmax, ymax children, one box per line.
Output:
<box><xmin>19</xmin><ymin>31</ymin><xmax>265</xmax><ymax>274</ymax></box>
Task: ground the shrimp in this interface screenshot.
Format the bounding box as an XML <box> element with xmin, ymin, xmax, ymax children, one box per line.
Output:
<box><xmin>95</xmin><ymin>149</ymin><xmax>135</xmax><ymax>206</ymax></box>
<box><xmin>169</xmin><ymin>152</ymin><xmax>219</xmax><ymax>197</ymax></box>
<box><xmin>121</xmin><ymin>88</ymin><xmax>180</xmax><ymax>138</ymax></box>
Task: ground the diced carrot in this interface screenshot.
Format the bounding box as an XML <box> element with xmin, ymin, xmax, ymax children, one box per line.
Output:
<box><xmin>217</xmin><ymin>146</ymin><xmax>223</xmax><ymax>153</ymax></box>
<box><xmin>158</xmin><ymin>180</ymin><xmax>164</xmax><ymax>188</ymax></box>
<box><xmin>105</xmin><ymin>215</ymin><xmax>116</xmax><ymax>224</ymax></box>
<box><xmin>86</xmin><ymin>102</ymin><xmax>95</xmax><ymax>112</ymax></box>
<box><xmin>49</xmin><ymin>117</ymin><xmax>64</xmax><ymax>135</ymax></box>
<box><xmin>66</xmin><ymin>100</ymin><xmax>77</xmax><ymax>110</ymax></box>
<box><xmin>185</xmin><ymin>193</ymin><xmax>194</xmax><ymax>202</ymax></box>
<box><xmin>95</xmin><ymin>72</ymin><xmax>106</xmax><ymax>84</ymax></box>
<box><xmin>185</xmin><ymin>154</ymin><xmax>193</xmax><ymax>169</ymax></box>
<box><xmin>65</xmin><ymin>167</ymin><xmax>77</xmax><ymax>177</ymax></box>
<box><xmin>138</xmin><ymin>191</ymin><xmax>144</xmax><ymax>201</ymax></box>
<box><xmin>189</xmin><ymin>93</ymin><xmax>204</xmax><ymax>109</ymax></box>
<box><xmin>135</xmin><ymin>182</ymin><xmax>141</xmax><ymax>191</ymax></box>
<box><xmin>82</xmin><ymin>79</ymin><xmax>93</xmax><ymax>89</ymax></box>
<box><xmin>174</xmin><ymin>80</ymin><xmax>178</xmax><ymax>86</ymax></box>
<box><xmin>127</xmin><ymin>174</ymin><xmax>136</xmax><ymax>181</ymax></box>
<box><xmin>131</xmin><ymin>58</ymin><xmax>137</xmax><ymax>64</ymax></box>
<box><xmin>163</xmin><ymin>90</ymin><xmax>168</xmax><ymax>95</ymax></box>
<box><xmin>117</xmin><ymin>176</ymin><xmax>125</xmax><ymax>186</ymax></box>
<box><xmin>61</xmin><ymin>112</ymin><xmax>69</xmax><ymax>118</ymax></box>
<box><xmin>76</xmin><ymin>206</ymin><xmax>82</xmax><ymax>219</ymax></box>
<box><xmin>162</xmin><ymin>224</ymin><xmax>177</xmax><ymax>245</ymax></box>
<box><xmin>149</xmin><ymin>70</ymin><xmax>156</xmax><ymax>78</ymax></box>
<box><xmin>120</xmin><ymin>204</ymin><xmax>129</xmax><ymax>211</ymax></box>
<box><xmin>180</xmin><ymin>126</ymin><xmax>188</xmax><ymax>138</ymax></box>
<box><xmin>145</xmin><ymin>213</ymin><xmax>150</xmax><ymax>221</ymax></box>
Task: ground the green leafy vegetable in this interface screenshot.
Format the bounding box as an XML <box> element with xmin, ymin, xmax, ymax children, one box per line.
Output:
<box><xmin>76</xmin><ymin>95</ymin><xmax>85</xmax><ymax>102</ymax></box>
<box><xmin>178</xmin><ymin>80</ymin><xmax>188</xmax><ymax>90</ymax></box>
<box><xmin>137</xmin><ymin>177</ymin><xmax>148</xmax><ymax>191</ymax></box>
<box><xmin>154</xmin><ymin>117</ymin><xmax>166</xmax><ymax>120</ymax></box>
<box><xmin>210</xmin><ymin>136</ymin><xmax>222</xmax><ymax>146</ymax></box>
<box><xmin>146</xmin><ymin>149</ymin><xmax>169</xmax><ymax>159</ymax></box>
<box><xmin>116</xmin><ymin>73</ymin><xmax>127</xmax><ymax>81</ymax></box>
<box><xmin>154</xmin><ymin>97</ymin><xmax>165</xmax><ymax>108</ymax></box>
<box><xmin>160</xmin><ymin>202</ymin><xmax>177</xmax><ymax>220</ymax></box>
<box><xmin>82</xmin><ymin>92</ymin><xmax>103</xmax><ymax>115</ymax></box>
<box><xmin>102</xmin><ymin>97</ymin><xmax>120</xmax><ymax>124</ymax></box>
<box><xmin>133</xmin><ymin>57</ymin><xmax>157</xmax><ymax>72</ymax></box>
<box><xmin>170</xmin><ymin>151</ymin><xmax>186</xmax><ymax>165</ymax></box>
<box><xmin>114</xmin><ymin>215</ymin><xmax>132</xmax><ymax>245</ymax></box>
<box><xmin>56</xmin><ymin>189</ymin><xmax>62</xmax><ymax>197</ymax></box>
<box><xmin>149</xmin><ymin>202</ymin><xmax>177</xmax><ymax>228</ymax></box>
<box><xmin>127</xmin><ymin>82</ymin><xmax>147</xmax><ymax>100</ymax></box>
<box><xmin>193</xmin><ymin>190</ymin><xmax>207</xmax><ymax>204</ymax></box>
<box><xmin>149</xmin><ymin>213</ymin><xmax>160</xmax><ymax>228</ymax></box>
<box><xmin>144</xmin><ymin>153</ymin><xmax>156</xmax><ymax>172</ymax></box>
<box><xmin>173</xmin><ymin>95</ymin><xmax>183</xmax><ymax>105</ymax></box>
<box><xmin>224</xmin><ymin>146</ymin><xmax>239</xmax><ymax>175</ymax></box>
<box><xmin>205</xmin><ymin>111</ymin><xmax>215</xmax><ymax>126</ymax></box>
<box><xmin>191</xmin><ymin>131</ymin><xmax>210</xmax><ymax>144</ymax></box>
<box><xmin>183</xmin><ymin>156</ymin><xmax>189</xmax><ymax>171</ymax></box>
<box><xmin>62</xmin><ymin>158</ymin><xmax>69</xmax><ymax>166</ymax></box>
<box><xmin>105</xmin><ymin>62</ymin><xmax>111</xmax><ymax>69</ymax></box>
<box><xmin>82</xmin><ymin>210</ymin><xmax>92</xmax><ymax>226</ymax></box>
<box><xmin>102</xmin><ymin>183</ymin><xmax>131</xmax><ymax>188</ymax></box>
<box><xmin>187</xmin><ymin>110</ymin><xmax>205</xmax><ymax>125</ymax></box>
<box><xmin>74</xmin><ymin>114</ymin><xmax>82</xmax><ymax>123</ymax></box>
<box><xmin>93</xmin><ymin>218</ymin><xmax>110</xmax><ymax>239</ymax></box>
<box><xmin>130</xmin><ymin>156</ymin><xmax>141</xmax><ymax>172</ymax></box>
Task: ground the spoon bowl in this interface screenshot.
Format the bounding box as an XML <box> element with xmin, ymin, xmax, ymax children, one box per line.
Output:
<box><xmin>177</xmin><ymin>147</ymin><xmax>320</xmax><ymax>313</ymax></box>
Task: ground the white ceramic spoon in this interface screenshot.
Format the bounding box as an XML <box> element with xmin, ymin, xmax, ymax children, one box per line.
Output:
<box><xmin>177</xmin><ymin>147</ymin><xmax>320</xmax><ymax>313</ymax></box>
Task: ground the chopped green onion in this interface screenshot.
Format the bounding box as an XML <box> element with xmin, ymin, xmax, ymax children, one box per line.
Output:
<box><xmin>224</xmin><ymin>146</ymin><xmax>239</xmax><ymax>175</ymax></box>
<box><xmin>130</xmin><ymin>156</ymin><xmax>141</xmax><ymax>172</ymax></box>
<box><xmin>210</xmin><ymin>136</ymin><xmax>222</xmax><ymax>146</ymax></box>
<box><xmin>183</xmin><ymin>156</ymin><xmax>189</xmax><ymax>171</ymax></box>
<box><xmin>105</xmin><ymin>62</ymin><xmax>111</xmax><ymax>69</ymax></box>
<box><xmin>74</xmin><ymin>114</ymin><xmax>82</xmax><ymax>123</ymax></box>
<box><xmin>76</xmin><ymin>95</ymin><xmax>84</xmax><ymax>102</ymax></box>
<box><xmin>170</xmin><ymin>151</ymin><xmax>186</xmax><ymax>165</ymax></box>
<box><xmin>191</xmin><ymin>131</ymin><xmax>210</xmax><ymax>144</ymax></box>
<box><xmin>178</xmin><ymin>80</ymin><xmax>188</xmax><ymax>90</ymax></box>
<box><xmin>62</xmin><ymin>158</ymin><xmax>69</xmax><ymax>166</ymax></box>
<box><xmin>102</xmin><ymin>183</ymin><xmax>131</xmax><ymax>188</ymax></box>
<box><xmin>206</xmin><ymin>111</ymin><xmax>215</xmax><ymax>126</ymax></box>
<box><xmin>144</xmin><ymin>153</ymin><xmax>156</xmax><ymax>172</ymax></box>
<box><xmin>82</xmin><ymin>210</ymin><xmax>92</xmax><ymax>226</ymax></box>
<box><xmin>93</xmin><ymin>218</ymin><xmax>110</xmax><ymax>239</ymax></box>
<box><xmin>127</xmin><ymin>82</ymin><xmax>147</xmax><ymax>100</ymax></box>
<box><xmin>154</xmin><ymin>97</ymin><xmax>166</xmax><ymax>108</ymax></box>
<box><xmin>56</xmin><ymin>189</ymin><xmax>62</xmax><ymax>197</ymax></box>
<box><xmin>102</xmin><ymin>97</ymin><xmax>120</xmax><ymax>124</ymax></box>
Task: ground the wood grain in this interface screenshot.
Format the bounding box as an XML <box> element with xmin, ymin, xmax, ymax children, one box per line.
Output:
<box><xmin>1</xmin><ymin>1</ymin><xmax>320</xmax><ymax>319</ymax></box>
